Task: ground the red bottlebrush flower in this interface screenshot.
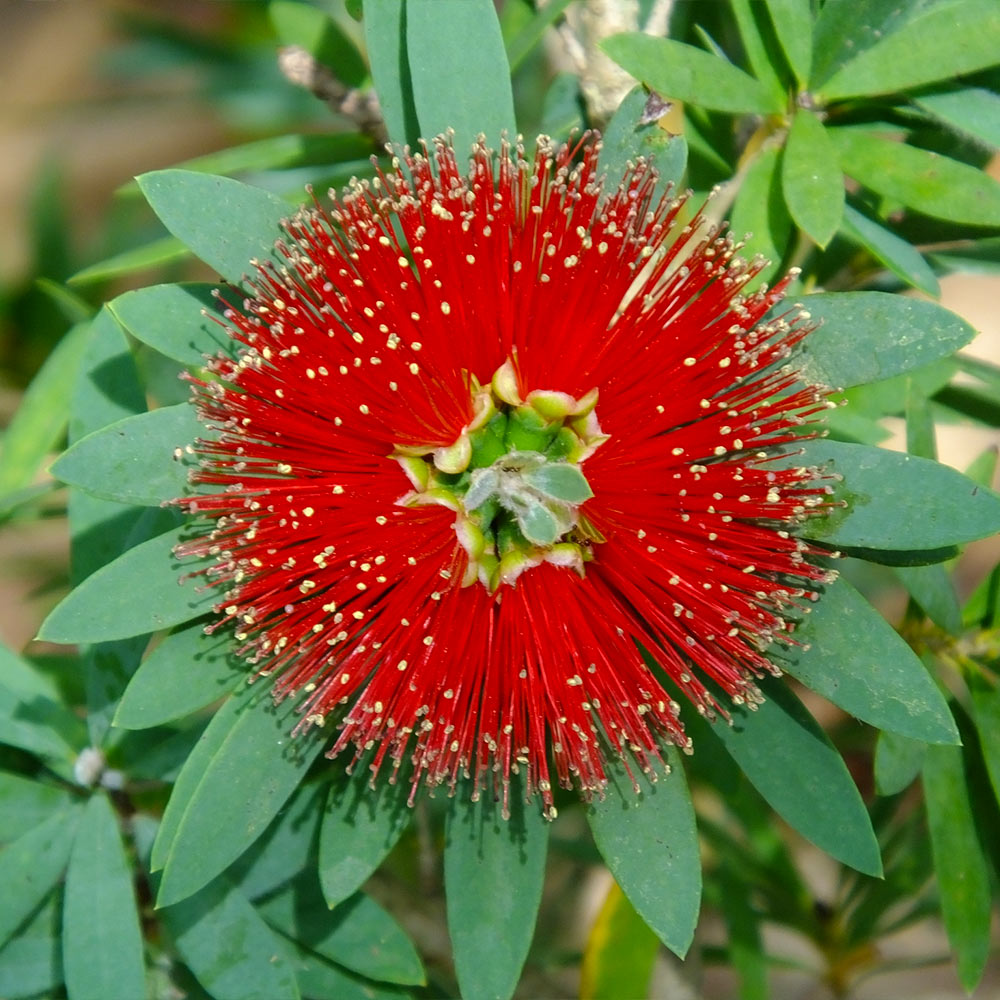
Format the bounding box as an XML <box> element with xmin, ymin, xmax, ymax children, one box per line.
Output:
<box><xmin>177</xmin><ymin>134</ymin><xmax>836</xmax><ymax>819</ymax></box>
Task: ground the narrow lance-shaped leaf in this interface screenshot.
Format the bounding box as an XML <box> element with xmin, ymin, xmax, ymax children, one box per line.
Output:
<box><xmin>0</xmin><ymin>321</ymin><xmax>90</xmax><ymax>495</ymax></box>
<box><xmin>781</xmin><ymin>111</ymin><xmax>843</xmax><ymax>248</ymax></box>
<box><xmin>922</xmin><ymin>742</ymin><xmax>992</xmax><ymax>993</ymax></box>
<box><xmin>155</xmin><ymin>682</ymin><xmax>326</xmax><ymax>907</ymax></box>
<box><xmin>832</xmin><ymin>128</ymin><xmax>1000</xmax><ymax>228</ymax></box>
<box><xmin>0</xmin><ymin>889</ymin><xmax>63</xmax><ymax>1000</ymax></box>
<box><xmin>0</xmin><ymin>807</ymin><xmax>80</xmax><ymax>950</ymax></box>
<box><xmin>114</xmin><ymin>618</ymin><xmax>242</xmax><ymax>730</ymax></box>
<box><xmin>794</xmin><ymin>439</ymin><xmax>1000</xmax><ymax>552</ymax></box>
<box><xmin>258</xmin><ymin>877</ymin><xmax>425</xmax><ymax>987</ymax></box>
<box><xmin>319</xmin><ymin>767</ymin><xmax>414</xmax><ymax>907</ymax></box>
<box><xmin>38</xmin><ymin>525</ymin><xmax>216</xmax><ymax>645</ymax></box>
<box><xmin>110</xmin><ymin>282</ymin><xmax>230</xmax><ymax>367</ymax></box>
<box><xmin>363</xmin><ymin>0</ymin><xmax>419</xmax><ymax>147</ymax></box>
<box><xmin>137</xmin><ymin>170</ymin><xmax>291</xmax><ymax>283</ymax></box>
<box><xmin>763</xmin><ymin>0</ymin><xmax>813</xmax><ymax>86</ymax></box>
<box><xmin>874</xmin><ymin>730</ymin><xmax>926</xmax><ymax>797</ymax></box>
<box><xmin>817</xmin><ymin>0</ymin><xmax>1000</xmax><ymax>101</ymax></box>
<box><xmin>839</xmin><ymin>204</ymin><xmax>940</xmax><ymax>298</ymax></box>
<box><xmin>445</xmin><ymin>785</ymin><xmax>549</xmax><ymax>1000</ymax></box>
<box><xmin>708</xmin><ymin>681</ymin><xmax>882</xmax><ymax>876</ymax></box>
<box><xmin>160</xmin><ymin>875</ymin><xmax>300</xmax><ymax>1000</ymax></box>
<box><xmin>796</xmin><ymin>291</ymin><xmax>974</xmax><ymax>390</ymax></box>
<box><xmin>730</xmin><ymin>145</ymin><xmax>791</xmax><ymax>283</ymax></box>
<box><xmin>915</xmin><ymin>88</ymin><xmax>1000</xmax><ymax>151</ymax></box>
<box><xmin>51</xmin><ymin>404</ymin><xmax>202</xmax><ymax>508</ymax></box>
<box><xmin>601</xmin><ymin>34</ymin><xmax>781</xmax><ymax>114</ymax></box>
<box><xmin>407</xmin><ymin>0</ymin><xmax>516</xmax><ymax>154</ymax></box>
<box><xmin>782</xmin><ymin>577</ymin><xmax>958</xmax><ymax>744</ymax></box>
<box><xmin>228</xmin><ymin>784</ymin><xmax>325</xmax><ymax>903</ymax></box>
<box><xmin>0</xmin><ymin>771</ymin><xmax>71</xmax><ymax>843</ymax></box>
<box><xmin>587</xmin><ymin>749</ymin><xmax>701</xmax><ymax>957</ymax></box>
<box><xmin>62</xmin><ymin>794</ymin><xmax>146</xmax><ymax>1000</ymax></box>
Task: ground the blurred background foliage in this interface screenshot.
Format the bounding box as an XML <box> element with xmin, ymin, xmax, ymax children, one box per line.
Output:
<box><xmin>2</xmin><ymin>1</ymin><xmax>1000</xmax><ymax>998</ymax></box>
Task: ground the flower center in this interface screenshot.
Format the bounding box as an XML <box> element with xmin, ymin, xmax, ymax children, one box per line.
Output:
<box><xmin>395</xmin><ymin>361</ymin><xmax>607</xmax><ymax>591</ymax></box>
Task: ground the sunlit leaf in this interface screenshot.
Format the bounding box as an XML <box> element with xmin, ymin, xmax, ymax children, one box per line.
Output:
<box><xmin>602</xmin><ymin>34</ymin><xmax>780</xmax><ymax>114</ymax></box>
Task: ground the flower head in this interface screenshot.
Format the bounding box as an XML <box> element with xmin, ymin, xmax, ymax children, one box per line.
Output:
<box><xmin>178</xmin><ymin>134</ymin><xmax>836</xmax><ymax>818</ymax></box>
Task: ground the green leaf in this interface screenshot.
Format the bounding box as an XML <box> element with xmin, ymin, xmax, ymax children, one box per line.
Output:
<box><xmin>597</xmin><ymin>86</ymin><xmax>688</xmax><ymax>202</ymax></box>
<box><xmin>406</xmin><ymin>0</ymin><xmax>516</xmax><ymax>153</ymax></box>
<box><xmin>445</xmin><ymin>784</ymin><xmax>549</xmax><ymax>1000</ymax></box>
<box><xmin>62</xmin><ymin>793</ymin><xmax>145</xmax><ymax>1000</ymax></box>
<box><xmin>0</xmin><ymin>680</ymin><xmax>84</xmax><ymax>764</ymax></box>
<box><xmin>811</xmin><ymin>0</ymin><xmax>928</xmax><ymax>88</ymax></box>
<box><xmin>38</xmin><ymin>525</ymin><xmax>216</xmax><ymax>644</ymax></box>
<box><xmin>258</xmin><ymin>877</ymin><xmax>425</xmax><ymax>987</ymax></box>
<box><xmin>915</xmin><ymin>87</ymin><xmax>1000</xmax><ymax>151</ymax></box>
<box><xmin>0</xmin><ymin>808</ymin><xmax>80</xmax><ymax>950</ymax></box>
<box><xmin>764</xmin><ymin>0</ymin><xmax>813</xmax><ymax>86</ymax></box>
<box><xmin>0</xmin><ymin>889</ymin><xmax>63</xmax><ymax>1000</ymax></box>
<box><xmin>51</xmin><ymin>404</ymin><xmax>201</xmax><ymax>508</ymax></box>
<box><xmin>895</xmin><ymin>564</ymin><xmax>962</xmax><ymax>633</ymax></box>
<box><xmin>730</xmin><ymin>0</ymin><xmax>787</xmax><ymax>108</ymax></box>
<box><xmin>579</xmin><ymin>881</ymin><xmax>659</xmax><ymax>1000</ymax></box>
<box><xmin>137</xmin><ymin>170</ymin><xmax>291</xmax><ymax>283</ymax></box>
<box><xmin>506</xmin><ymin>0</ymin><xmax>573</xmax><ymax>73</ymax></box>
<box><xmin>587</xmin><ymin>748</ymin><xmax>700</xmax><ymax>957</ymax></box>
<box><xmin>66</xmin><ymin>312</ymin><xmax>153</xmax><ymax>747</ymax></box>
<box><xmin>783</xmin><ymin>578</ymin><xmax>957</xmax><ymax>744</ymax></box>
<box><xmin>229</xmin><ymin>783</ymin><xmax>324</xmax><ymax>902</ymax></box>
<box><xmin>967</xmin><ymin>671</ymin><xmax>1000</xmax><ymax>809</ymax></box>
<box><xmin>155</xmin><ymin>683</ymin><xmax>325</xmax><ymax>906</ymax></box>
<box><xmin>729</xmin><ymin>145</ymin><xmax>791</xmax><ymax>282</ymax></box>
<box><xmin>832</xmin><ymin>128</ymin><xmax>1000</xmax><ymax>227</ymax></box>
<box><xmin>817</xmin><ymin>0</ymin><xmax>1000</xmax><ymax>101</ymax></box>
<box><xmin>0</xmin><ymin>772</ymin><xmax>70</xmax><ymax>842</ymax></box>
<box><xmin>874</xmin><ymin>730</ymin><xmax>927</xmax><ymax>796</ymax></box>
<box><xmin>840</xmin><ymin>204</ymin><xmax>940</xmax><ymax>297</ymax></box>
<box><xmin>709</xmin><ymin>681</ymin><xmax>882</xmax><ymax>876</ymax></box>
<box><xmin>518</xmin><ymin>501</ymin><xmax>559</xmax><ymax>546</ymax></box>
<box><xmin>601</xmin><ymin>34</ymin><xmax>781</xmax><ymax>114</ymax></box>
<box><xmin>782</xmin><ymin>111</ymin><xmax>843</xmax><ymax>248</ymax></box>
<box><xmin>797</xmin><ymin>291</ymin><xmax>974</xmax><ymax>390</ymax></box>
<box><xmin>523</xmin><ymin>462</ymin><xmax>593</xmax><ymax>503</ymax></box>
<box><xmin>115</xmin><ymin>619</ymin><xmax>242</xmax><ymax>729</ymax></box>
<box><xmin>795</xmin><ymin>439</ymin><xmax>1000</xmax><ymax>551</ymax></box>
<box><xmin>922</xmin><ymin>743</ymin><xmax>992</xmax><ymax>993</ymax></box>
<box><xmin>363</xmin><ymin>0</ymin><xmax>419</xmax><ymax>147</ymax></box>
<box><xmin>0</xmin><ymin>322</ymin><xmax>90</xmax><ymax>495</ymax></box>
<box><xmin>270</xmin><ymin>1</ymin><xmax>367</xmax><ymax>88</ymax></box>
<box><xmin>110</xmin><ymin>282</ymin><xmax>230</xmax><ymax>367</ymax></box>
<box><xmin>68</xmin><ymin>235</ymin><xmax>189</xmax><ymax>286</ymax></box>
<box><xmin>286</xmin><ymin>942</ymin><xmax>412</xmax><ymax>1000</ymax></box>
<box><xmin>715</xmin><ymin>862</ymin><xmax>769</xmax><ymax>1000</ymax></box>
<box><xmin>161</xmin><ymin>875</ymin><xmax>300</xmax><ymax>1000</ymax></box>
<box><xmin>540</xmin><ymin>72</ymin><xmax>584</xmax><ymax>142</ymax></box>
<box><xmin>319</xmin><ymin>768</ymin><xmax>414</xmax><ymax>907</ymax></box>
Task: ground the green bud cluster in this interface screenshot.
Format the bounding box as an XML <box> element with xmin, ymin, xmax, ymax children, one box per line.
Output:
<box><xmin>396</xmin><ymin>361</ymin><xmax>607</xmax><ymax>591</ymax></box>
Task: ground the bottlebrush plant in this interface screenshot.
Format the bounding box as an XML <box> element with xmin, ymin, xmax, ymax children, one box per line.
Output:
<box><xmin>2</xmin><ymin>2</ymin><xmax>1000</xmax><ymax>998</ymax></box>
